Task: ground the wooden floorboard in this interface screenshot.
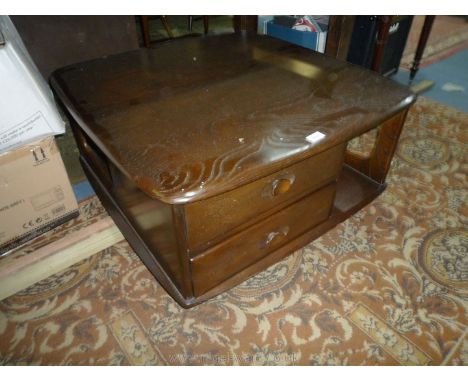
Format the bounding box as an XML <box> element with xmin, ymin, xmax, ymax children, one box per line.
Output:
<box><xmin>0</xmin><ymin>217</ymin><xmax>124</xmax><ymax>301</ymax></box>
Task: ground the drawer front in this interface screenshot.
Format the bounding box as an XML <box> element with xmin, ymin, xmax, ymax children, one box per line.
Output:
<box><xmin>191</xmin><ymin>183</ymin><xmax>336</xmax><ymax>296</ymax></box>
<box><xmin>185</xmin><ymin>143</ymin><xmax>345</xmax><ymax>252</ymax></box>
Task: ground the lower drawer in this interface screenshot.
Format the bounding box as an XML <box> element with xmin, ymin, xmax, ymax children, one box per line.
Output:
<box><xmin>190</xmin><ymin>182</ymin><xmax>336</xmax><ymax>296</ymax></box>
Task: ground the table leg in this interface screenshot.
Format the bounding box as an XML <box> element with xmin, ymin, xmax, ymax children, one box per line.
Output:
<box><xmin>203</xmin><ymin>16</ymin><xmax>209</xmax><ymax>34</ymax></box>
<box><xmin>410</xmin><ymin>15</ymin><xmax>436</xmax><ymax>83</ymax></box>
<box><xmin>140</xmin><ymin>16</ymin><xmax>150</xmax><ymax>48</ymax></box>
<box><xmin>188</xmin><ymin>16</ymin><xmax>193</xmax><ymax>31</ymax></box>
<box><xmin>345</xmin><ymin>109</ymin><xmax>409</xmax><ymax>184</ymax></box>
<box><xmin>161</xmin><ymin>16</ymin><xmax>174</xmax><ymax>38</ymax></box>
<box><xmin>371</xmin><ymin>16</ymin><xmax>392</xmax><ymax>73</ymax></box>
<box><xmin>233</xmin><ymin>16</ymin><xmax>258</xmax><ymax>33</ymax></box>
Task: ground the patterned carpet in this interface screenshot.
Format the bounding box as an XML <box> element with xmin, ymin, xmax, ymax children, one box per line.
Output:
<box><xmin>0</xmin><ymin>97</ymin><xmax>467</xmax><ymax>365</ymax></box>
<box><xmin>400</xmin><ymin>16</ymin><xmax>468</xmax><ymax>69</ymax></box>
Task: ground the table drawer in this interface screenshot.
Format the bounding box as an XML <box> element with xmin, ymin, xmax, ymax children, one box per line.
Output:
<box><xmin>185</xmin><ymin>143</ymin><xmax>345</xmax><ymax>252</ymax></box>
<box><xmin>190</xmin><ymin>182</ymin><xmax>336</xmax><ymax>296</ymax></box>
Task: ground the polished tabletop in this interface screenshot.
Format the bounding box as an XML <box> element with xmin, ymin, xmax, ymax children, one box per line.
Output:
<box><xmin>51</xmin><ymin>33</ymin><xmax>415</xmax><ymax>204</ymax></box>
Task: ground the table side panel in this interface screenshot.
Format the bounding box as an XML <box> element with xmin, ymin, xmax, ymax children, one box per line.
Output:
<box><xmin>74</xmin><ymin>125</ymin><xmax>187</xmax><ymax>293</ymax></box>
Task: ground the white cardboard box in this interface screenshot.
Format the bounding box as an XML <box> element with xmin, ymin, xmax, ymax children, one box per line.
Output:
<box><xmin>0</xmin><ymin>16</ymin><xmax>65</xmax><ymax>154</ymax></box>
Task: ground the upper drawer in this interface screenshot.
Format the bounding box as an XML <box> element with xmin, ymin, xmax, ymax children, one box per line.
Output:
<box><xmin>184</xmin><ymin>143</ymin><xmax>345</xmax><ymax>252</ymax></box>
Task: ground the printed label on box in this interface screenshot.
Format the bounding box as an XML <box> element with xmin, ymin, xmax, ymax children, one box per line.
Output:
<box><xmin>0</xmin><ymin>111</ymin><xmax>53</xmax><ymax>151</ymax></box>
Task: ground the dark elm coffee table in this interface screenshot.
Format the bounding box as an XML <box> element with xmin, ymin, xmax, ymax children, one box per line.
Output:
<box><xmin>51</xmin><ymin>33</ymin><xmax>415</xmax><ymax>307</ymax></box>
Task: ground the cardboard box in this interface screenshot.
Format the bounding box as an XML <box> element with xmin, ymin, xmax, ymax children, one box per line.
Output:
<box><xmin>0</xmin><ymin>16</ymin><xmax>66</xmax><ymax>154</ymax></box>
<box><xmin>0</xmin><ymin>136</ymin><xmax>79</xmax><ymax>255</ymax></box>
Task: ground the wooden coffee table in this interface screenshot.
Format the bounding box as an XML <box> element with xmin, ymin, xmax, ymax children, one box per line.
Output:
<box><xmin>51</xmin><ymin>34</ymin><xmax>416</xmax><ymax>308</ymax></box>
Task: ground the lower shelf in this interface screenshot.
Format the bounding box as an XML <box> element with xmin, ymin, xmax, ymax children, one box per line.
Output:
<box><xmin>83</xmin><ymin>155</ymin><xmax>385</xmax><ymax>308</ymax></box>
<box><xmin>194</xmin><ymin>164</ymin><xmax>385</xmax><ymax>305</ymax></box>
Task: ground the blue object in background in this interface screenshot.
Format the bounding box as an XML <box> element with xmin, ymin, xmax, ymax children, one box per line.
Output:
<box><xmin>73</xmin><ymin>180</ymin><xmax>95</xmax><ymax>202</ymax></box>
<box><xmin>392</xmin><ymin>49</ymin><xmax>468</xmax><ymax>113</ymax></box>
<box><xmin>265</xmin><ymin>21</ymin><xmax>326</xmax><ymax>52</ymax></box>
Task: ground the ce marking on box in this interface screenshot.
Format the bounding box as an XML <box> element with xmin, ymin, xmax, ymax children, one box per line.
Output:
<box><xmin>22</xmin><ymin>213</ymin><xmax>50</xmax><ymax>229</ymax></box>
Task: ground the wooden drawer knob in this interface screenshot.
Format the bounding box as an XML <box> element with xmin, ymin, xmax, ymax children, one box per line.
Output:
<box><xmin>273</xmin><ymin>179</ymin><xmax>291</xmax><ymax>196</ymax></box>
<box><xmin>261</xmin><ymin>226</ymin><xmax>290</xmax><ymax>248</ymax></box>
<box><xmin>272</xmin><ymin>178</ymin><xmax>293</xmax><ymax>196</ymax></box>
<box><xmin>261</xmin><ymin>175</ymin><xmax>295</xmax><ymax>199</ymax></box>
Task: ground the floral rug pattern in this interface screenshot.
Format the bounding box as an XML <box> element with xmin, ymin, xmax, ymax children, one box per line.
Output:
<box><xmin>400</xmin><ymin>16</ymin><xmax>468</xmax><ymax>69</ymax></box>
<box><xmin>0</xmin><ymin>97</ymin><xmax>467</xmax><ymax>365</ymax></box>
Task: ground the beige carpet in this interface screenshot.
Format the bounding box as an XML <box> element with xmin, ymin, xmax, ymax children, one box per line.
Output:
<box><xmin>400</xmin><ymin>16</ymin><xmax>468</xmax><ymax>69</ymax></box>
<box><xmin>0</xmin><ymin>97</ymin><xmax>467</xmax><ymax>365</ymax></box>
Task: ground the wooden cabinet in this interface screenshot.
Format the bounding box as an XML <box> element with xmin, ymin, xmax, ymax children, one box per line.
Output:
<box><xmin>51</xmin><ymin>33</ymin><xmax>415</xmax><ymax>308</ymax></box>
